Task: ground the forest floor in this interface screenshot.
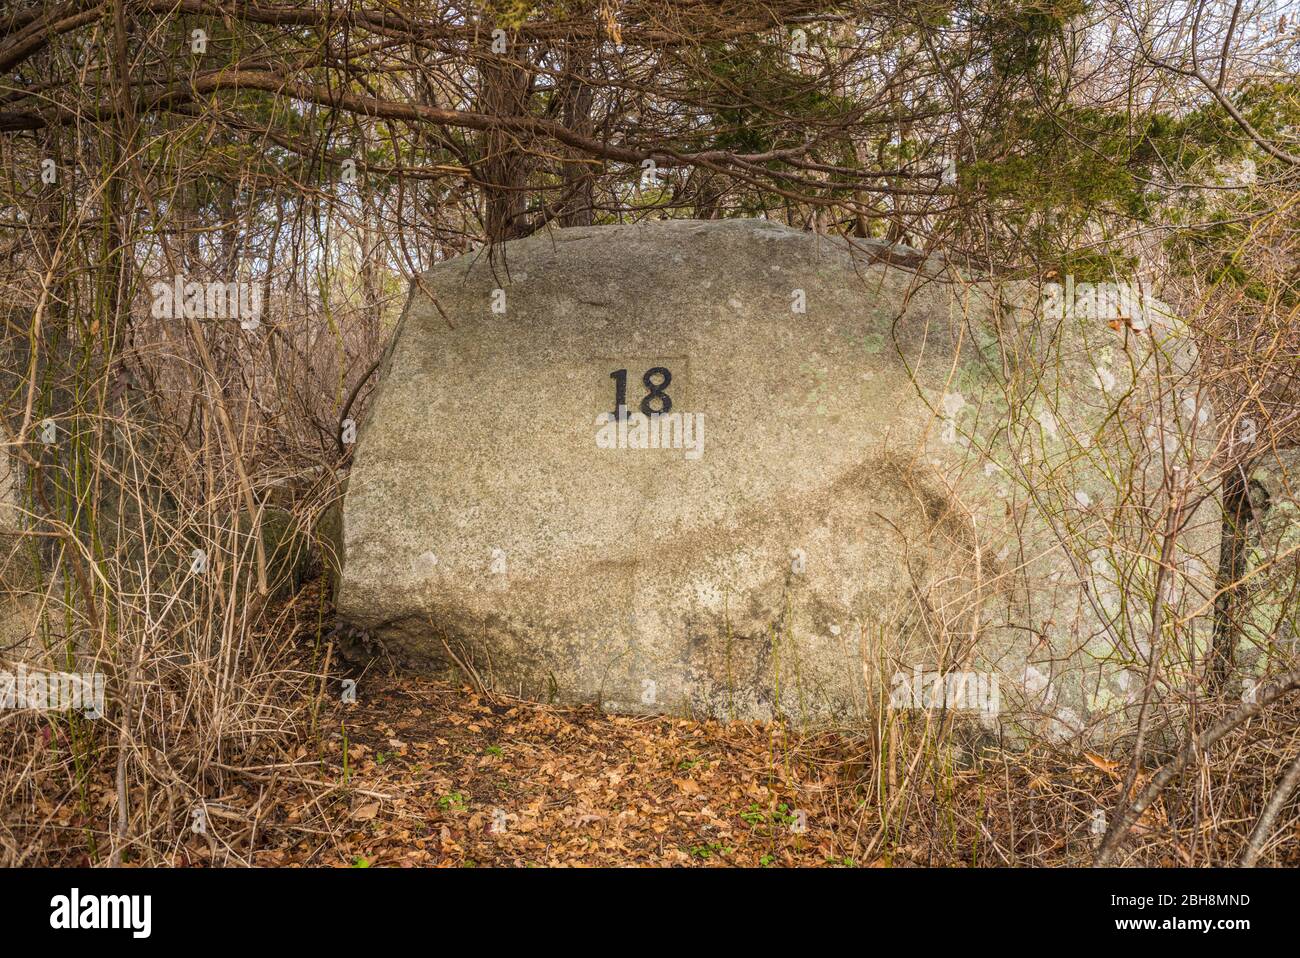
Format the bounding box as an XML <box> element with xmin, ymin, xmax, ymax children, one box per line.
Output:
<box><xmin>25</xmin><ymin>584</ymin><xmax>1175</xmax><ymax>867</ymax></box>
<box><xmin>282</xmin><ymin>669</ymin><xmax>876</xmax><ymax>867</ymax></box>
<box><xmin>235</xmin><ymin>665</ymin><xmax>1117</xmax><ymax>868</ymax></box>
<box><xmin>30</xmin><ymin>656</ymin><xmax>1276</xmax><ymax>868</ymax></box>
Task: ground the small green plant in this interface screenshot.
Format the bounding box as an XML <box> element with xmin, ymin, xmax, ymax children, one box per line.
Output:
<box><xmin>771</xmin><ymin>803</ymin><xmax>797</xmax><ymax>827</ymax></box>
<box><xmin>689</xmin><ymin>842</ymin><xmax>733</xmax><ymax>860</ymax></box>
<box><xmin>484</xmin><ymin>744</ymin><xmax>503</xmax><ymax>757</ymax></box>
<box><xmin>351</xmin><ymin>855</ymin><xmax>370</xmax><ymax>868</ymax></box>
<box><xmin>742</xmin><ymin>801</ymin><xmax>798</xmax><ymax>831</ymax></box>
<box><xmin>438</xmin><ymin>792</ymin><xmax>468</xmax><ymax>811</ymax></box>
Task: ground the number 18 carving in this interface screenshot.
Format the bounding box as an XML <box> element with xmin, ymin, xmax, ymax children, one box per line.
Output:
<box><xmin>610</xmin><ymin>366</ymin><xmax>673</xmax><ymax>419</ymax></box>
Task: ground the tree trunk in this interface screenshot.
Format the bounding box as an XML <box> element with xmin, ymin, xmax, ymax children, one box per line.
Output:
<box><xmin>555</xmin><ymin>40</ymin><xmax>595</xmax><ymax>227</ymax></box>
<box><xmin>1209</xmin><ymin>462</ymin><xmax>1255</xmax><ymax>693</ymax></box>
<box><xmin>478</xmin><ymin>36</ymin><xmax>533</xmax><ymax>243</ymax></box>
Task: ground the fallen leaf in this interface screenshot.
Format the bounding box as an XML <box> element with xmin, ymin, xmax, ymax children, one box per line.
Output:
<box><xmin>1083</xmin><ymin>752</ymin><xmax>1120</xmax><ymax>775</ymax></box>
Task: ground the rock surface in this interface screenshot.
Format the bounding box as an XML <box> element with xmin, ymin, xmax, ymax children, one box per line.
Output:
<box><xmin>1242</xmin><ymin>451</ymin><xmax>1300</xmax><ymax>682</ymax></box>
<box><xmin>0</xmin><ymin>444</ymin><xmax>44</xmax><ymax>664</ymax></box>
<box><xmin>338</xmin><ymin>218</ymin><xmax>1217</xmax><ymax>736</ymax></box>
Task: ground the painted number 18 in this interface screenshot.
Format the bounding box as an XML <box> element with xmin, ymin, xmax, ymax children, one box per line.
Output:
<box><xmin>610</xmin><ymin>367</ymin><xmax>673</xmax><ymax>418</ymax></box>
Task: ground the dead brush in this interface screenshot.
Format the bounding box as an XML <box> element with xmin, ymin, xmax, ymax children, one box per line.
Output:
<box><xmin>0</xmin><ymin>266</ymin><xmax>388</xmax><ymax>866</ymax></box>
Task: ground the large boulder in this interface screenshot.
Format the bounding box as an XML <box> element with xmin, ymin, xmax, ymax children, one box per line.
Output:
<box><xmin>338</xmin><ymin>218</ymin><xmax>1217</xmax><ymax>737</ymax></box>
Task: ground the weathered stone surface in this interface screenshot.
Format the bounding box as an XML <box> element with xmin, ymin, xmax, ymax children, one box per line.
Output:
<box><xmin>243</xmin><ymin>505</ymin><xmax>313</xmax><ymax>601</ymax></box>
<box><xmin>1</xmin><ymin>330</ymin><xmax>77</xmax><ymax>668</ymax></box>
<box><xmin>338</xmin><ymin>218</ymin><xmax>1217</xmax><ymax>737</ymax></box>
<box><xmin>1242</xmin><ymin>451</ymin><xmax>1300</xmax><ymax>678</ymax></box>
<box><xmin>0</xmin><ymin>443</ymin><xmax>22</xmax><ymax>538</ymax></box>
<box><xmin>0</xmin><ymin>444</ymin><xmax>45</xmax><ymax>664</ymax></box>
